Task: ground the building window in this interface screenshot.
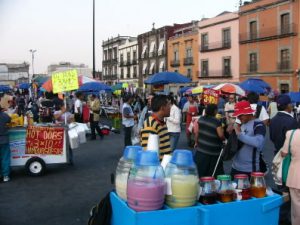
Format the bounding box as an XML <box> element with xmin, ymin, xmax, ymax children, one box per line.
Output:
<box><xmin>223</xmin><ymin>58</ymin><xmax>231</xmax><ymax>76</ymax></box>
<box><xmin>280</xmin><ymin>49</ymin><xmax>290</xmax><ymax>70</ymax></box>
<box><xmin>127</xmin><ymin>67</ymin><xmax>131</xmax><ymax>78</ymax></box>
<box><xmin>249</xmin><ymin>21</ymin><xmax>257</xmax><ymax>39</ymax></box>
<box><xmin>222</xmin><ymin>29</ymin><xmax>231</xmax><ymax>47</ymax></box>
<box><xmin>133</xmin><ymin>66</ymin><xmax>137</xmax><ymax>78</ymax></box>
<box><xmin>187</xmin><ymin>68</ymin><xmax>192</xmax><ymax>78</ymax></box>
<box><xmin>201</xmin><ymin>33</ymin><xmax>208</xmax><ymax>50</ymax></box>
<box><xmin>121</xmin><ymin>68</ymin><xmax>124</xmax><ymax>79</ymax></box>
<box><xmin>127</xmin><ymin>52</ymin><xmax>131</xmax><ymax>63</ymax></box>
<box><xmin>249</xmin><ymin>53</ymin><xmax>257</xmax><ymax>72</ymax></box>
<box><xmin>281</xmin><ymin>13</ymin><xmax>290</xmax><ymax>34</ymax></box>
<box><xmin>120</xmin><ymin>54</ymin><xmax>124</xmax><ymax>66</ymax></box>
<box><xmin>280</xmin><ymin>83</ymin><xmax>289</xmax><ymax>94</ymax></box>
<box><xmin>174</xmin><ymin>50</ymin><xmax>179</xmax><ymax>61</ymax></box>
<box><xmin>113</xmin><ymin>48</ymin><xmax>117</xmax><ymax>59</ymax></box>
<box><xmin>186</xmin><ymin>48</ymin><xmax>192</xmax><ymax>58</ymax></box>
<box><xmin>133</xmin><ymin>51</ymin><xmax>137</xmax><ymax>61</ymax></box>
<box><xmin>104</xmin><ymin>50</ymin><xmax>107</xmax><ymax>61</ymax></box>
<box><xmin>201</xmin><ymin>60</ymin><xmax>209</xmax><ymax>77</ymax></box>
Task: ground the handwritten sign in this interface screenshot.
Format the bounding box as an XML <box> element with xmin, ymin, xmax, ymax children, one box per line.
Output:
<box><xmin>52</xmin><ymin>69</ymin><xmax>79</xmax><ymax>93</ymax></box>
<box><xmin>26</xmin><ymin>127</ymin><xmax>64</xmax><ymax>155</ymax></box>
<box><xmin>203</xmin><ymin>88</ymin><xmax>220</xmax><ymax>105</ymax></box>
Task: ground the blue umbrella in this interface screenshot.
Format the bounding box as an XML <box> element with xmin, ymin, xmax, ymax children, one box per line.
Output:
<box><xmin>0</xmin><ymin>85</ymin><xmax>11</xmax><ymax>92</ymax></box>
<box><xmin>78</xmin><ymin>82</ymin><xmax>112</xmax><ymax>92</ymax></box>
<box><xmin>239</xmin><ymin>78</ymin><xmax>271</xmax><ymax>94</ymax></box>
<box><xmin>144</xmin><ymin>72</ymin><xmax>191</xmax><ymax>85</ymax></box>
<box><xmin>286</xmin><ymin>92</ymin><xmax>300</xmax><ymax>103</ymax></box>
<box><xmin>179</xmin><ymin>86</ymin><xmax>192</xmax><ymax>94</ymax></box>
<box><xmin>19</xmin><ymin>83</ymin><xmax>30</xmax><ymax>89</ymax></box>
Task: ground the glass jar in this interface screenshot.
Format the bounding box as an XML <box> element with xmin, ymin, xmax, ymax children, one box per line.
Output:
<box><xmin>127</xmin><ymin>151</ymin><xmax>165</xmax><ymax>212</ymax></box>
<box><xmin>199</xmin><ymin>177</ymin><xmax>217</xmax><ymax>205</ymax></box>
<box><xmin>217</xmin><ymin>175</ymin><xmax>235</xmax><ymax>203</ymax></box>
<box><xmin>115</xmin><ymin>146</ymin><xmax>142</xmax><ymax>200</ymax></box>
<box><xmin>234</xmin><ymin>174</ymin><xmax>251</xmax><ymax>200</ymax></box>
<box><xmin>250</xmin><ymin>172</ymin><xmax>266</xmax><ymax>198</ymax></box>
<box><xmin>165</xmin><ymin>150</ymin><xmax>199</xmax><ymax>208</ymax></box>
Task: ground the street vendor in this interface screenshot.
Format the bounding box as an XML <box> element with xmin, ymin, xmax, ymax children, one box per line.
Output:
<box><xmin>0</xmin><ymin>106</ymin><xmax>12</xmax><ymax>182</ymax></box>
<box><xmin>182</xmin><ymin>95</ymin><xmax>198</xmax><ymax>147</ymax></box>
<box><xmin>54</xmin><ymin>105</ymin><xmax>74</xmax><ymax>124</ymax></box>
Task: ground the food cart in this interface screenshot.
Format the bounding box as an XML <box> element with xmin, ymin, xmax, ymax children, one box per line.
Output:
<box><xmin>9</xmin><ymin>125</ymin><xmax>71</xmax><ymax>176</ymax></box>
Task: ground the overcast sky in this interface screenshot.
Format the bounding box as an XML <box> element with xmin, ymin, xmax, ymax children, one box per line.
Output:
<box><xmin>0</xmin><ymin>0</ymin><xmax>240</xmax><ymax>74</ymax></box>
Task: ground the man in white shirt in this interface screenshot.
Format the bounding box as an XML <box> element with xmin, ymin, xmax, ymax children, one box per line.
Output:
<box><xmin>74</xmin><ymin>92</ymin><xmax>83</xmax><ymax>123</ymax></box>
<box><xmin>166</xmin><ymin>96</ymin><xmax>181</xmax><ymax>151</ymax></box>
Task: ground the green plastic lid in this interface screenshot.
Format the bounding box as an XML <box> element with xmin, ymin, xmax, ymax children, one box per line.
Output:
<box><xmin>217</xmin><ymin>175</ymin><xmax>231</xmax><ymax>181</ymax></box>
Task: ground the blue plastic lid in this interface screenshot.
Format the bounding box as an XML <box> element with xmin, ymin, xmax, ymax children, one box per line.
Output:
<box><xmin>123</xmin><ymin>146</ymin><xmax>142</xmax><ymax>160</ymax></box>
<box><xmin>170</xmin><ymin>150</ymin><xmax>195</xmax><ymax>167</ymax></box>
<box><xmin>135</xmin><ymin>151</ymin><xmax>160</xmax><ymax>166</ymax></box>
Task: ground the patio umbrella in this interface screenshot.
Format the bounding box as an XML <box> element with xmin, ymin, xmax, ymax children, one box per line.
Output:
<box><xmin>78</xmin><ymin>82</ymin><xmax>112</xmax><ymax>92</ymax></box>
<box><xmin>239</xmin><ymin>78</ymin><xmax>271</xmax><ymax>94</ymax></box>
<box><xmin>144</xmin><ymin>72</ymin><xmax>191</xmax><ymax>85</ymax></box>
<box><xmin>286</xmin><ymin>92</ymin><xmax>300</xmax><ymax>103</ymax></box>
<box><xmin>179</xmin><ymin>86</ymin><xmax>192</xmax><ymax>94</ymax></box>
<box><xmin>0</xmin><ymin>85</ymin><xmax>11</xmax><ymax>92</ymax></box>
<box><xmin>213</xmin><ymin>83</ymin><xmax>245</xmax><ymax>96</ymax></box>
<box><xmin>18</xmin><ymin>83</ymin><xmax>30</xmax><ymax>89</ymax></box>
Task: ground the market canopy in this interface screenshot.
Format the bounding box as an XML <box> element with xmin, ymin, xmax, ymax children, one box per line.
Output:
<box><xmin>179</xmin><ymin>86</ymin><xmax>192</xmax><ymax>94</ymax></box>
<box><xmin>78</xmin><ymin>82</ymin><xmax>112</xmax><ymax>92</ymax></box>
<box><xmin>239</xmin><ymin>78</ymin><xmax>271</xmax><ymax>94</ymax></box>
<box><xmin>111</xmin><ymin>83</ymin><xmax>128</xmax><ymax>91</ymax></box>
<box><xmin>18</xmin><ymin>83</ymin><xmax>30</xmax><ymax>89</ymax></box>
<box><xmin>0</xmin><ymin>85</ymin><xmax>11</xmax><ymax>92</ymax></box>
<box><xmin>213</xmin><ymin>83</ymin><xmax>245</xmax><ymax>96</ymax></box>
<box><xmin>286</xmin><ymin>92</ymin><xmax>300</xmax><ymax>103</ymax></box>
<box><xmin>144</xmin><ymin>72</ymin><xmax>191</xmax><ymax>85</ymax></box>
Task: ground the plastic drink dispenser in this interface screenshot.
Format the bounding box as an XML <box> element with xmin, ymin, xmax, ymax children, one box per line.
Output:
<box><xmin>127</xmin><ymin>151</ymin><xmax>165</xmax><ymax>212</ymax></box>
<box><xmin>165</xmin><ymin>150</ymin><xmax>199</xmax><ymax>208</ymax></box>
<box><xmin>115</xmin><ymin>146</ymin><xmax>142</xmax><ymax>201</ymax></box>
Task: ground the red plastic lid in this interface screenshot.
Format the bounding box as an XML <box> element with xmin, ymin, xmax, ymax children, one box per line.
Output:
<box><xmin>234</xmin><ymin>174</ymin><xmax>248</xmax><ymax>179</ymax></box>
<box><xmin>200</xmin><ymin>176</ymin><xmax>215</xmax><ymax>182</ymax></box>
<box><xmin>251</xmin><ymin>172</ymin><xmax>264</xmax><ymax>177</ymax></box>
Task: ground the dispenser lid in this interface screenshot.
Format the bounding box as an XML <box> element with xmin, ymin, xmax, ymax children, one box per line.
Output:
<box><xmin>135</xmin><ymin>151</ymin><xmax>160</xmax><ymax>166</ymax></box>
<box><xmin>217</xmin><ymin>175</ymin><xmax>231</xmax><ymax>181</ymax></box>
<box><xmin>123</xmin><ymin>146</ymin><xmax>142</xmax><ymax>160</ymax></box>
<box><xmin>170</xmin><ymin>150</ymin><xmax>195</xmax><ymax>167</ymax></box>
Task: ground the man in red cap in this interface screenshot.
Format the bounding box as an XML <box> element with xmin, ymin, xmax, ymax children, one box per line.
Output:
<box><xmin>231</xmin><ymin>100</ymin><xmax>266</xmax><ymax>177</ymax></box>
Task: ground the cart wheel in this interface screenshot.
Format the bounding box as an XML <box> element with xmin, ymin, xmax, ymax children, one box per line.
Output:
<box><xmin>25</xmin><ymin>157</ymin><xmax>46</xmax><ymax>176</ymax></box>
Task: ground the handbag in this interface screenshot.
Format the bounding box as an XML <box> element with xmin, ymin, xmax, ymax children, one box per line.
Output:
<box><xmin>282</xmin><ymin>129</ymin><xmax>296</xmax><ymax>185</ymax></box>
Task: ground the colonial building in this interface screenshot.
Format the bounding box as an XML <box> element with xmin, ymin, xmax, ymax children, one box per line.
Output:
<box><xmin>167</xmin><ymin>21</ymin><xmax>199</xmax><ymax>82</ymax></box>
<box><xmin>48</xmin><ymin>62</ymin><xmax>92</xmax><ymax>77</ymax></box>
<box><xmin>198</xmin><ymin>11</ymin><xmax>240</xmax><ymax>85</ymax></box>
<box><xmin>102</xmin><ymin>36</ymin><xmax>132</xmax><ymax>85</ymax></box>
<box><xmin>118</xmin><ymin>37</ymin><xmax>139</xmax><ymax>86</ymax></box>
<box><xmin>137</xmin><ymin>23</ymin><xmax>191</xmax><ymax>87</ymax></box>
<box><xmin>239</xmin><ymin>0</ymin><xmax>299</xmax><ymax>93</ymax></box>
<box><xmin>0</xmin><ymin>62</ymin><xmax>30</xmax><ymax>85</ymax></box>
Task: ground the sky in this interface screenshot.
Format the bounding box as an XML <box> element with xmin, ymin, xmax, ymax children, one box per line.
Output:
<box><xmin>0</xmin><ymin>0</ymin><xmax>240</xmax><ymax>74</ymax></box>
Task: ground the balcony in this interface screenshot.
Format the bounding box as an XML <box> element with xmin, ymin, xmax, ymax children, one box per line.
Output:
<box><xmin>198</xmin><ymin>70</ymin><xmax>233</xmax><ymax>79</ymax></box>
<box><xmin>240</xmin><ymin>23</ymin><xmax>297</xmax><ymax>44</ymax></box>
<box><xmin>132</xmin><ymin>59</ymin><xmax>138</xmax><ymax>65</ymax></box>
<box><xmin>119</xmin><ymin>61</ymin><xmax>124</xmax><ymax>67</ymax></box>
<box><xmin>103</xmin><ymin>74</ymin><xmax>118</xmax><ymax>80</ymax></box>
<box><xmin>200</xmin><ymin>41</ymin><xmax>231</xmax><ymax>52</ymax></box>
<box><xmin>248</xmin><ymin>63</ymin><xmax>258</xmax><ymax>73</ymax></box>
<box><xmin>149</xmin><ymin>51</ymin><xmax>157</xmax><ymax>58</ymax></box>
<box><xmin>158</xmin><ymin>49</ymin><xmax>165</xmax><ymax>56</ymax></box>
<box><xmin>278</xmin><ymin>61</ymin><xmax>291</xmax><ymax>71</ymax></box>
<box><xmin>126</xmin><ymin>61</ymin><xmax>131</xmax><ymax>66</ymax></box>
<box><xmin>170</xmin><ymin>60</ymin><xmax>180</xmax><ymax>67</ymax></box>
<box><xmin>184</xmin><ymin>57</ymin><xmax>194</xmax><ymax>65</ymax></box>
<box><xmin>133</xmin><ymin>73</ymin><xmax>137</xmax><ymax>78</ymax></box>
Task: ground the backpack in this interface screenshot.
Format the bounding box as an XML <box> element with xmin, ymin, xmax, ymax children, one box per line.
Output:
<box><xmin>88</xmin><ymin>192</ymin><xmax>112</xmax><ymax>225</ymax></box>
<box><xmin>222</xmin><ymin>130</ymin><xmax>244</xmax><ymax>161</ymax></box>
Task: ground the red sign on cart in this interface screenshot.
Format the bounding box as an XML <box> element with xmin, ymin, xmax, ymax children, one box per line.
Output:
<box><xmin>203</xmin><ymin>88</ymin><xmax>220</xmax><ymax>105</ymax></box>
<box><xmin>26</xmin><ymin>126</ymin><xmax>64</xmax><ymax>155</ymax></box>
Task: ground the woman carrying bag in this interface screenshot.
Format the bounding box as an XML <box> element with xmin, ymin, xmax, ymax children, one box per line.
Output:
<box><xmin>281</xmin><ymin>129</ymin><xmax>300</xmax><ymax>225</ymax></box>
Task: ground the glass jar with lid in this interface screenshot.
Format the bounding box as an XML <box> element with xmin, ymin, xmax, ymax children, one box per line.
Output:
<box><xmin>199</xmin><ymin>176</ymin><xmax>217</xmax><ymax>205</ymax></box>
<box><xmin>234</xmin><ymin>174</ymin><xmax>251</xmax><ymax>200</ymax></box>
<box><xmin>217</xmin><ymin>175</ymin><xmax>235</xmax><ymax>203</ymax></box>
<box><xmin>250</xmin><ymin>172</ymin><xmax>266</xmax><ymax>198</ymax></box>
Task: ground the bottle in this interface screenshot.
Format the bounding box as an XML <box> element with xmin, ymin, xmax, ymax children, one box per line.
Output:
<box><xmin>234</xmin><ymin>174</ymin><xmax>251</xmax><ymax>200</ymax></box>
<box><xmin>199</xmin><ymin>176</ymin><xmax>217</xmax><ymax>204</ymax></box>
<box><xmin>115</xmin><ymin>146</ymin><xmax>142</xmax><ymax>201</ymax></box>
<box><xmin>217</xmin><ymin>175</ymin><xmax>235</xmax><ymax>203</ymax></box>
<box><xmin>127</xmin><ymin>151</ymin><xmax>165</xmax><ymax>212</ymax></box>
<box><xmin>250</xmin><ymin>172</ymin><xmax>266</xmax><ymax>198</ymax></box>
<box><xmin>165</xmin><ymin>150</ymin><xmax>199</xmax><ymax>208</ymax></box>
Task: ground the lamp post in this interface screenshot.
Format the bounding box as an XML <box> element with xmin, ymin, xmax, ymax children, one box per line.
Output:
<box><xmin>92</xmin><ymin>0</ymin><xmax>95</xmax><ymax>78</ymax></box>
<box><xmin>29</xmin><ymin>49</ymin><xmax>37</xmax><ymax>80</ymax></box>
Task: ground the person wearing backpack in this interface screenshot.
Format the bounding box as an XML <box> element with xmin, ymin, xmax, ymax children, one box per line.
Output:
<box><xmin>231</xmin><ymin>100</ymin><xmax>266</xmax><ymax>177</ymax></box>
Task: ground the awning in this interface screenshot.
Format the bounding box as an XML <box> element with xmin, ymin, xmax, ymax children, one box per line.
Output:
<box><xmin>149</xmin><ymin>42</ymin><xmax>156</xmax><ymax>53</ymax></box>
<box><xmin>143</xmin><ymin>63</ymin><xmax>148</xmax><ymax>74</ymax></box>
<box><xmin>159</xmin><ymin>60</ymin><xmax>165</xmax><ymax>70</ymax></box>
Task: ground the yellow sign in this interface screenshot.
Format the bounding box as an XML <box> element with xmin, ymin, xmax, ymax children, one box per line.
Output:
<box><xmin>52</xmin><ymin>69</ymin><xmax>79</xmax><ymax>93</ymax></box>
